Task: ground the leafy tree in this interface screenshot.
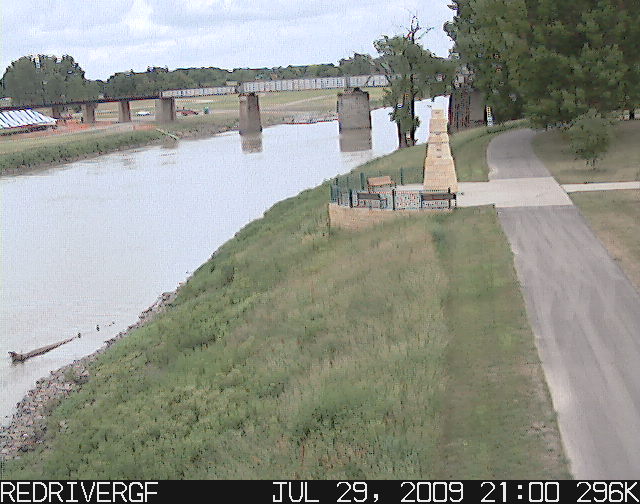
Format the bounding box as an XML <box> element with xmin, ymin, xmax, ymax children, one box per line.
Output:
<box><xmin>447</xmin><ymin>0</ymin><xmax>640</xmax><ymax>127</ymax></box>
<box><xmin>445</xmin><ymin>0</ymin><xmax>528</xmax><ymax>122</ymax></box>
<box><xmin>339</xmin><ymin>53</ymin><xmax>376</xmax><ymax>75</ymax></box>
<box><xmin>567</xmin><ymin>109</ymin><xmax>612</xmax><ymax>167</ymax></box>
<box><xmin>375</xmin><ymin>18</ymin><xmax>454</xmax><ymax>148</ymax></box>
<box><xmin>2</xmin><ymin>55</ymin><xmax>97</xmax><ymax>105</ymax></box>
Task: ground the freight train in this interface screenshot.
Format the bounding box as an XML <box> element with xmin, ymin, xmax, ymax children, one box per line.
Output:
<box><xmin>160</xmin><ymin>75</ymin><xmax>389</xmax><ymax>99</ymax></box>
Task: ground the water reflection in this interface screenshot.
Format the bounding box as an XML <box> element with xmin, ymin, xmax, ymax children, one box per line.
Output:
<box><xmin>339</xmin><ymin>129</ymin><xmax>372</xmax><ymax>152</ymax></box>
<box><xmin>241</xmin><ymin>133</ymin><xmax>263</xmax><ymax>153</ymax></box>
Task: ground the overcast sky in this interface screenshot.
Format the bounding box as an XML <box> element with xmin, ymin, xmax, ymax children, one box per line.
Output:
<box><xmin>2</xmin><ymin>0</ymin><xmax>454</xmax><ymax>81</ymax></box>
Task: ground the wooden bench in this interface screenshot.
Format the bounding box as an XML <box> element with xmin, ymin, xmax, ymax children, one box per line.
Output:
<box><xmin>367</xmin><ymin>176</ymin><xmax>395</xmax><ymax>193</ymax></box>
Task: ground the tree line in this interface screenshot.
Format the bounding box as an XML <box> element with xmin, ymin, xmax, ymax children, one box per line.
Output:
<box><xmin>446</xmin><ymin>0</ymin><xmax>640</xmax><ymax>164</ymax></box>
<box><xmin>0</xmin><ymin>53</ymin><xmax>387</xmax><ymax>106</ymax></box>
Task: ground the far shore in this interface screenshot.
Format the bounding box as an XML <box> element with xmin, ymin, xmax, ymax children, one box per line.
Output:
<box><xmin>0</xmin><ymin>101</ymin><xmax>385</xmax><ymax>177</ymax></box>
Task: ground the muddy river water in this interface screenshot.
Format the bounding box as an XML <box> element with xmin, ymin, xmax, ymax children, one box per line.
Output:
<box><xmin>0</xmin><ymin>98</ymin><xmax>445</xmax><ymax>423</ymax></box>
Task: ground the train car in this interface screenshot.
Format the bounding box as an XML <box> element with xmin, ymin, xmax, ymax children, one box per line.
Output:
<box><xmin>161</xmin><ymin>86</ymin><xmax>237</xmax><ymax>98</ymax></box>
<box><xmin>235</xmin><ymin>74</ymin><xmax>389</xmax><ymax>95</ymax></box>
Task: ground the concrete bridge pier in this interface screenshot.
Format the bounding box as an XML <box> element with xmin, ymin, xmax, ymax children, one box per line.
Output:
<box><xmin>82</xmin><ymin>103</ymin><xmax>96</xmax><ymax>124</ymax></box>
<box><xmin>51</xmin><ymin>105</ymin><xmax>64</xmax><ymax>119</ymax></box>
<box><xmin>239</xmin><ymin>93</ymin><xmax>262</xmax><ymax>135</ymax></box>
<box><xmin>337</xmin><ymin>87</ymin><xmax>371</xmax><ymax>132</ymax></box>
<box><xmin>155</xmin><ymin>97</ymin><xmax>176</xmax><ymax>123</ymax></box>
<box><xmin>118</xmin><ymin>100</ymin><xmax>131</xmax><ymax>122</ymax></box>
<box><xmin>339</xmin><ymin>129</ymin><xmax>372</xmax><ymax>152</ymax></box>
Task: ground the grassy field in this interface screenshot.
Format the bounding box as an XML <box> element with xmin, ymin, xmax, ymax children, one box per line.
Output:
<box><xmin>5</xmin><ymin>135</ymin><xmax>567</xmax><ymax>479</ymax></box>
<box><xmin>533</xmin><ymin>121</ymin><xmax>640</xmax><ymax>184</ymax></box>
<box><xmin>572</xmin><ymin>190</ymin><xmax>640</xmax><ymax>289</ymax></box>
<box><xmin>450</xmin><ymin>120</ymin><xmax>529</xmax><ymax>181</ymax></box>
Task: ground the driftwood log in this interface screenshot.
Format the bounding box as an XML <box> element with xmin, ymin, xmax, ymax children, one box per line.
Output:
<box><xmin>9</xmin><ymin>334</ymin><xmax>80</xmax><ymax>363</ymax></box>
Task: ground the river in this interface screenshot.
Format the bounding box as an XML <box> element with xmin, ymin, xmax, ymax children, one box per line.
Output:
<box><xmin>0</xmin><ymin>98</ymin><xmax>446</xmax><ymax>423</ymax></box>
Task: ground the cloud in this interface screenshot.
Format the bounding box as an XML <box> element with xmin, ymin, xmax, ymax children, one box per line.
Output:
<box><xmin>1</xmin><ymin>0</ymin><xmax>454</xmax><ymax>80</ymax></box>
<box><xmin>124</xmin><ymin>0</ymin><xmax>171</xmax><ymax>37</ymax></box>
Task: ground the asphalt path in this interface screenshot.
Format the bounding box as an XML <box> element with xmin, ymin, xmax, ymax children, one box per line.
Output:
<box><xmin>488</xmin><ymin>129</ymin><xmax>640</xmax><ymax>478</ymax></box>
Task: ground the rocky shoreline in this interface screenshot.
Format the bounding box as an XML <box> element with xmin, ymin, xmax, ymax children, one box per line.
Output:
<box><xmin>0</xmin><ymin>288</ymin><xmax>180</xmax><ymax>461</ymax></box>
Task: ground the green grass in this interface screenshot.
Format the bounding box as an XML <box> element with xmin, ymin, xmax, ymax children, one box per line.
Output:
<box><xmin>335</xmin><ymin>143</ymin><xmax>427</xmax><ymax>189</ymax></box>
<box><xmin>533</xmin><ymin>121</ymin><xmax>640</xmax><ymax>184</ymax></box>
<box><xmin>450</xmin><ymin>120</ymin><xmax>529</xmax><ymax>181</ymax></box>
<box><xmin>571</xmin><ymin>190</ymin><xmax>640</xmax><ymax>289</ymax></box>
<box><xmin>5</xmin><ymin>137</ymin><xmax>567</xmax><ymax>479</ymax></box>
<box><xmin>433</xmin><ymin>208</ymin><xmax>566</xmax><ymax>477</ymax></box>
<box><xmin>0</xmin><ymin>129</ymin><xmax>164</xmax><ymax>174</ymax></box>
<box><xmin>0</xmin><ymin>126</ymin><xmax>150</xmax><ymax>155</ymax></box>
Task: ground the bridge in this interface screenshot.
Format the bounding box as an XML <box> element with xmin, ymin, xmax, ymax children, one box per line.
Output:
<box><xmin>0</xmin><ymin>75</ymin><xmax>390</xmax><ymax>125</ymax></box>
<box><xmin>0</xmin><ymin>94</ymin><xmax>176</xmax><ymax>123</ymax></box>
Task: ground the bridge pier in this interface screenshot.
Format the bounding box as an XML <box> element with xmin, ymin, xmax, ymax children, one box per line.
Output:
<box><xmin>339</xmin><ymin>129</ymin><xmax>372</xmax><ymax>152</ymax></box>
<box><xmin>118</xmin><ymin>100</ymin><xmax>131</xmax><ymax>122</ymax></box>
<box><xmin>82</xmin><ymin>103</ymin><xmax>96</xmax><ymax>124</ymax></box>
<box><xmin>51</xmin><ymin>105</ymin><xmax>64</xmax><ymax>119</ymax></box>
<box><xmin>239</xmin><ymin>93</ymin><xmax>262</xmax><ymax>135</ymax></box>
<box><xmin>155</xmin><ymin>97</ymin><xmax>176</xmax><ymax>123</ymax></box>
<box><xmin>337</xmin><ymin>88</ymin><xmax>371</xmax><ymax>132</ymax></box>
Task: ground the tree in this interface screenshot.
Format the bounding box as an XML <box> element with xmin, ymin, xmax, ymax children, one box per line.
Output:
<box><xmin>2</xmin><ymin>55</ymin><xmax>98</xmax><ymax>105</ymax></box>
<box><xmin>567</xmin><ymin>109</ymin><xmax>612</xmax><ymax>167</ymax></box>
<box><xmin>445</xmin><ymin>0</ymin><xmax>530</xmax><ymax>122</ymax></box>
<box><xmin>446</xmin><ymin>0</ymin><xmax>640</xmax><ymax>127</ymax></box>
<box><xmin>339</xmin><ymin>53</ymin><xmax>376</xmax><ymax>75</ymax></box>
<box><xmin>375</xmin><ymin>18</ymin><xmax>454</xmax><ymax>148</ymax></box>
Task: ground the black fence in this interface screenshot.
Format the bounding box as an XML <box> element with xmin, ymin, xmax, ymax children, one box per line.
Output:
<box><xmin>330</xmin><ymin>185</ymin><xmax>457</xmax><ymax>210</ymax></box>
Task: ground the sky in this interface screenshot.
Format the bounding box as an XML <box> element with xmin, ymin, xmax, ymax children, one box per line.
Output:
<box><xmin>1</xmin><ymin>0</ymin><xmax>454</xmax><ymax>81</ymax></box>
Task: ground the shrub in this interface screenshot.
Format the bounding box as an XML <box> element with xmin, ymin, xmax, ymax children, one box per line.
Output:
<box><xmin>567</xmin><ymin>109</ymin><xmax>612</xmax><ymax>168</ymax></box>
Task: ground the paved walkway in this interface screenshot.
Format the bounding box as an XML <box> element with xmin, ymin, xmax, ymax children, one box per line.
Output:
<box><xmin>562</xmin><ymin>181</ymin><xmax>640</xmax><ymax>193</ymax></box>
<box><xmin>458</xmin><ymin>178</ymin><xmax>571</xmax><ymax>208</ymax></box>
<box><xmin>484</xmin><ymin>129</ymin><xmax>640</xmax><ymax>478</ymax></box>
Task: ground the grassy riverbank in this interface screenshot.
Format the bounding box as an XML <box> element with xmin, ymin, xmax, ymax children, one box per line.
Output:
<box><xmin>0</xmin><ymin>114</ymin><xmax>276</xmax><ymax>175</ymax></box>
<box><xmin>0</xmin><ymin>128</ymin><xmax>164</xmax><ymax>175</ymax></box>
<box><xmin>5</xmin><ymin>134</ymin><xmax>568</xmax><ymax>479</ymax></box>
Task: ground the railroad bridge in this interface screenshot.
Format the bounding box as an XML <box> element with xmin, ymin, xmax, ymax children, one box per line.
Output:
<box><xmin>0</xmin><ymin>86</ymin><xmax>374</xmax><ymax>132</ymax></box>
<box><xmin>0</xmin><ymin>75</ymin><xmax>388</xmax><ymax>127</ymax></box>
<box><xmin>0</xmin><ymin>94</ymin><xmax>177</xmax><ymax>124</ymax></box>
